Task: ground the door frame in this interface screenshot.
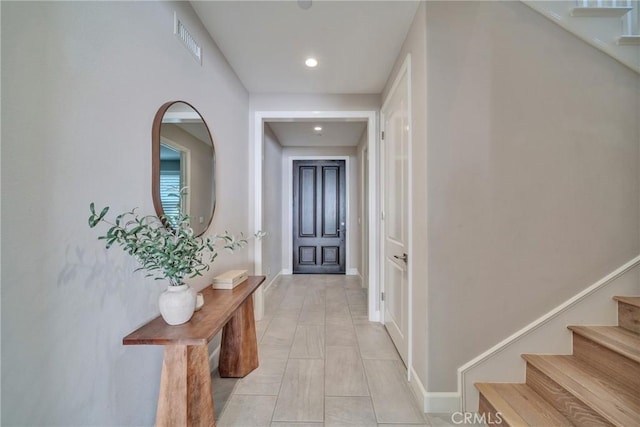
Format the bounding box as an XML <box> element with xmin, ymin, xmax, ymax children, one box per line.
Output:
<box><xmin>288</xmin><ymin>156</ymin><xmax>350</xmax><ymax>275</ymax></box>
<box><xmin>380</xmin><ymin>54</ymin><xmax>413</xmax><ymax>379</ymax></box>
<box><xmin>251</xmin><ymin>110</ymin><xmax>379</xmax><ymax>322</ymax></box>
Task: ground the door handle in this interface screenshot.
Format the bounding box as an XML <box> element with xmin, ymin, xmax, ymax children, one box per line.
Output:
<box><xmin>393</xmin><ymin>253</ymin><xmax>408</xmax><ymax>263</ymax></box>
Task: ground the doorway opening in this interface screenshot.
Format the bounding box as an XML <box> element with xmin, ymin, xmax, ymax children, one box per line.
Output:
<box><xmin>251</xmin><ymin>111</ymin><xmax>379</xmax><ymax>322</ymax></box>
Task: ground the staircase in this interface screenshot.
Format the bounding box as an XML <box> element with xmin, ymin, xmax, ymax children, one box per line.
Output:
<box><xmin>476</xmin><ymin>296</ymin><xmax>640</xmax><ymax>426</ymax></box>
<box><xmin>524</xmin><ymin>1</ymin><xmax>640</xmax><ymax>73</ymax></box>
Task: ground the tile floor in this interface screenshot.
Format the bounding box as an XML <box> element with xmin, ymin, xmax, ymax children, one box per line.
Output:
<box><xmin>211</xmin><ymin>274</ymin><xmax>459</xmax><ymax>426</ymax></box>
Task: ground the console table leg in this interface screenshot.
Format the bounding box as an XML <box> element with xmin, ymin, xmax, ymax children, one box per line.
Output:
<box><xmin>219</xmin><ymin>295</ymin><xmax>259</xmax><ymax>377</ymax></box>
<box><xmin>156</xmin><ymin>345</ymin><xmax>215</xmax><ymax>427</ymax></box>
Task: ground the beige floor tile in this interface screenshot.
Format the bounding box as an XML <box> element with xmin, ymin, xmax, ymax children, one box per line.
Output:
<box><xmin>289</xmin><ymin>325</ymin><xmax>325</xmax><ymax>359</ymax></box>
<box><xmin>378</xmin><ymin>424</ymin><xmax>430</xmax><ymax>427</ymax></box>
<box><xmin>325</xmin><ymin>313</ymin><xmax>353</xmax><ymax>326</ymax></box>
<box><xmin>218</xmin><ymin>275</ymin><xmax>428</xmax><ymax>427</ymax></box>
<box><xmin>325</xmin><ymin>346</ymin><xmax>369</xmax><ymax>396</ymax></box>
<box><xmin>256</xmin><ymin>317</ymin><xmax>273</xmax><ymax>342</ymax></box>
<box><xmin>355</xmin><ymin>323</ymin><xmax>400</xmax><ymax>360</ymax></box>
<box><xmin>217</xmin><ymin>395</ymin><xmax>277</xmax><ymax>427</ymax></box>
<box><xmin>351</xmin><ymin>314</ymin><xmax>371</xmax><ymax>326</ymax></box>
<box><xmin>262</xmin><ymin>317</ymin><xmax>298</xmax><ymax>347</ymax></box>
<box><xmin>326</xmin><ymin>316</ymin><xmax>358</xmax><ymax>347</ymax></box>
<box><xmin>363</xmin><ymin>360</ymin><xmax>426</xmax><ymax>424</ymax></box>
<box><xmin>279</xmin><ymin>294</ymin><xmax>305</xmax><ymax>309</ymax></box>
<box><xmin>346</xmin><ymin>289</ymin><xmax>367</xmax><ymax>306</ymax></box>
<box><xmin>305</xmin><ymin>286</ymin><xmax>325</xmax><ymax>301</ymax></box>
<box><xmin>273</xmin><ymin>359</ymin><xmax>324</xmax><ymax>422</ymax></box>
<box><xmin>326</xmin><ymin>303</ymin><xmax>351</xmax><ymax>316</ymax></box>
<box><xmin>234</xmin><ymin>358</ymin><xmax>287</xmax><ymax>395</ymax></box>
<box><xmin>259</xmin><ymin>343</ymin><xmax>293</xmax><ymax>359</ymax></box>
<box><xmin>325</xmin><ymin>396</ymin><xmax>377</xmax><ymax>426</ymax></box>
<box><xmin>428</xmin><ymin>413</ymin><xmax>482</xmax><ymax>426</ymax></box>
<box><xmin>325</xmin><ymin>294</ymin><xmax>348</xmax><ymax>308</ymax></box>
<box><xmin>298</xmin><ymin>309</ymin><xmax>325</xmax><ymax>326</ymax></box>
<box><xmin>271</xmin><ymin>423</ymin><xmax>323</xmax><ymax>427</ymax></box>
<box><xmin>211</xmin><ymin>370</ymin><xmax>239</xmax><ymax>420</ymax></box>
<box><xmin>273</xmin><ymin>306</ymin><xmax>303</xmax><ymax>319</ymax></box>
<box><xmin>349</xmin><ymin>303</ymin><xmax>368</xmax><ymax>317</ymax></box>
<box><xmin>343</xmin><ymin>278</ymin><xmax>364</xmax><ymax>289</ymax></box>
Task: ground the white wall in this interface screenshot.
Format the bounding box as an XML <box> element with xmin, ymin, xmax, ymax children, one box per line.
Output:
<box><xmin>357</xmin><ymin>129</ymin><xmax>370</xmax><ymax>287</ymax></box>
<box><xmin>281</xmin><ymin>146</ymin><xmax>360</xmax><ymax>275</ymax></box>
<box><xmin>263</xmin><ymin>124</ymin><xmax>284</xmax><ymax>285</ymax></box>
<box><xmin>1</xmin><ymin>2</ymin><xmax>250</xmax><ymax>425</ymax></box>
<box><xmin>425</xmin><ymin>1</ymin><xmax>640</xmax><ymax>392</ymax></box>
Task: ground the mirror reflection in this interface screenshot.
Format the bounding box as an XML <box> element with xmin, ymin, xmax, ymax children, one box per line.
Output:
<box><xmin>153</xmin><ymin>101</ymin><xmax>215</xmax><ymax>236</ymax></box>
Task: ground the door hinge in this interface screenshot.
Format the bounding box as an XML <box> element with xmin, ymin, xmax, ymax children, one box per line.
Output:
<box><xmin>381</xmin><ymin>211</ymin><xmax>385</xmax><ymax>221</ymax></box>
<box><xmin>381</xmin><ymin>131</ymin><xmax>385</xmax><ymax>140</ymax></box>
<box><xmin>381</xmin><ymin>292</ymin><xmax>385</xmax><ymax>301</ymax></box>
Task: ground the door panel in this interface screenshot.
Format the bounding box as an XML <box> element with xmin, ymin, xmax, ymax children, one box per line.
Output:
<box><xmin>300</xmin><ymin>166</ymin><xmax>317</xmax><ymax>237</ymax></box>
<box><xmin>382</xmin><ymin>70</ymin><xmax>409</xmax><ymax>364</ymax></box>
<box><xmin>293</xmin><ymin>160</ymin><xmax>346</xmax><ymax>274</ymax></box>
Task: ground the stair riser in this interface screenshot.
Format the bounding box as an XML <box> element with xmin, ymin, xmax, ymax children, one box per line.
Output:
<box><xmin>572</xmin><ymin>333</ymin><xmax>640</xmax><ymax>391</ymax></box>
<box><xmin>478</xmin><ymin>394</ymin><xmax>511</xmax><ymax>427</ymax></box>
<box><xmin>525</xmin><ymin>363</ymin><xmax>612</xmax><ymax>426</ymax></box>
<box><xmin>618</xmin><ymin>301</ymin><xmax>640</xmax><ymax>334</ymax></box>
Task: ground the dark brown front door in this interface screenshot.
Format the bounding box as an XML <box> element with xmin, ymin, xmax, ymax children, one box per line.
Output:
<box><xmin>293</xmin><ymin>159</ymin><xmax>346</xmax><ymax>274</ymax></box>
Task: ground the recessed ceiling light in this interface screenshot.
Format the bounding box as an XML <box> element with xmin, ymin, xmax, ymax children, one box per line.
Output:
<box><xmin>305</xmin><ymin>58</ymin><xmax>318</xmax><ymax>68</ymax></box>
<box><xmin>314</xmin><ymin>126</ymin><xmax>323</xmax><ymax>131</ymax></box>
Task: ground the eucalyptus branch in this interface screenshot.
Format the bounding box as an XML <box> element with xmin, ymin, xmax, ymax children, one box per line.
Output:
<box><xmin>88</xmin><ymin>202</ymin><xmax>262</xmax><ymax>286</ymax></box>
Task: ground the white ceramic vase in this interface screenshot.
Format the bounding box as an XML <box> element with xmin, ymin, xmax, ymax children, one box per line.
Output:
<box><xmin>158</xmin><ymin>284</ymin><xmax>196</xmax><ymax>325</ymax></box>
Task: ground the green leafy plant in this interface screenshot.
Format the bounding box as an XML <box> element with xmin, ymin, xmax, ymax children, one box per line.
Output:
<box><xmin>88</xmin><ymin>202</ymin><xmax>259</xmax><ymax>286</ymax></box>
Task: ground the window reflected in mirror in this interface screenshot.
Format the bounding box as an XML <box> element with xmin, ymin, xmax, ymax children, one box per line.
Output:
<box><xmin>159</xmin><ymin>143</ymin><xmax>185</xmax><ymax>226</ymax></box>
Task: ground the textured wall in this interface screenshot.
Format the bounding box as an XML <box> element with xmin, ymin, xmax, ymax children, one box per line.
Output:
<box><xmin>1</xmin><ymin>2</ymin><xmax>250</xmax><ymax>424</ymax></box>
<box><xmin>425</xmin><ymin>1</ymin><xmax>640</xmax><ymax>391</ymax></box>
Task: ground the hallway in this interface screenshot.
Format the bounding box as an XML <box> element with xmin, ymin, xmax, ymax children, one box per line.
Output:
<box><xmin>211</xmin><ymin>274</ymin><xmax>429</xmax><ymax>426</ymax></box>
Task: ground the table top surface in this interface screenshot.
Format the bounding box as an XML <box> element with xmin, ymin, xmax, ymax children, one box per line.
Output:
<box><xmin>123</xmin><ymin>275</ymin><xmax>265</xmax><ymax>346</ymax></box>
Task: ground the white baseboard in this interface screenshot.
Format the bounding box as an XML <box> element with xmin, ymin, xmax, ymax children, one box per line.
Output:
<box><xmin>209</xmin><ymin>344</ymin><xmax>221</xmax><ymax>372</ymax></box>
<box><xmin>409</xmin><ymin>366</ymin><xmax>461</xmax><ymax>414</ymax></box>
<box><xmin>425</xmin><ymin>392</ymin><xmax>462</xmax><ymax>414</ymax></box>
<box><xmin>281</xmin><ymin>269</ymin><xmax>292</xmax><ymax>275</ymax></box>
<box><xmin>263</xmin><ymin>270</ymin><xmax>284</xmax><ymax>293</ymax></box>
<box><xmin>458</xmin><ymin>254</ymin><xmax>640</xmax><ymax>411</ymax></box>
<box><xmin>409</xmin><ymin>366</ymin><xmax>427</xmax><ymax>412</ymax></box>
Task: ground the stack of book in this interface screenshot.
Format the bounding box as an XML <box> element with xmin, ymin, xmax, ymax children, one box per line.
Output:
<box><xmin>211</xmin><ymin>269</ymin><xmax>248</xmax><ymax>289</ymax></box>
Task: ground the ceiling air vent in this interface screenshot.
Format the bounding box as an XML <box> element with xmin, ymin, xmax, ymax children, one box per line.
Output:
<box><xmin>174</xmin><ymin>12</ymin><xmax>202</xmax><ymax>64</ymax></box>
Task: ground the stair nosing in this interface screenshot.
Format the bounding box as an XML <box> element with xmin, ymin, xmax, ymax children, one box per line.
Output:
<box><xmin>568</xmin><ymin>325</ymin><xmax>640</xmax><ymax>364</ymax></box>
<box><xmin>613</xmin><ymin>296</ymin><xmax>640</xmax><ymax>308</ymax></box>
<box><xmin>475</xmin><ymin>383</ymin><xmax>529</xmax><ymax>426</ymax></box>
<box><xmin>523</xmin><ymin>354</ymin><xmax>640</xmax><ymax>426</ymax></box>
<box><xmin>475</xmin><ymin>382</ymin><xmax>572</xmax><ymax>426</ymax></box>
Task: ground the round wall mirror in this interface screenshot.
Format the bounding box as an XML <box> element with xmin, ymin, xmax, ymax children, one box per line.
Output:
<box><xmin>152</xmin><ymin>101</ymin><xmax>216</xmax><ymax>236</ymax></box>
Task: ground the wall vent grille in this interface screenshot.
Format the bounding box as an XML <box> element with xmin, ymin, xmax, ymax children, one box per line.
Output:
<box><xmin>174</xmin><ymin>12</ymin><xmax>202</xmax><ymax>64</ymax></box>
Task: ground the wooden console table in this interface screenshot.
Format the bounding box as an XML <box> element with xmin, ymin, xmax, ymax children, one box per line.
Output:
<box><xmin>123</xmin><ymin>276</ymin><xmax>265</xmax><ymax>426</ymax></box>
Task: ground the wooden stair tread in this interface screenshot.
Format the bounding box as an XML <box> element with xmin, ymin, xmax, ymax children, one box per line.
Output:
<box><xmin>476</xmin><ymin>383</ymin><xmax>573</xmax><ymax>426</ymax></box>
<box><xmin>613</xmin><ymin>296</ymin><xmax>640</xmax><ymax>308</ymax></box>
<box><xmin>522</xmin><ymin>354</ymin><xmax>640</xmax><ymax>426</ymax></box>
<box><xmin>568</xmin><ymin>325</ymin><xmax>640</xmax><ymax>364</ymax></box>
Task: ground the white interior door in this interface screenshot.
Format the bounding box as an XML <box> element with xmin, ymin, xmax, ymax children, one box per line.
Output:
<box><xmin>381</xmin><ymin>70</ymin><xmax>409</xmax><ymax>364</ymax></box>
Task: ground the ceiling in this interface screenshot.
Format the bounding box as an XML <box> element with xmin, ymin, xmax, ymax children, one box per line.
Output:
<box><xmin>191</xmin><ymin>0</ymin><xmax>419</xmax><ymax>94</ymax></box>
<box><xmin>268</xmin><ymin>120</ymin><xmax>367</xmax><ymax>147</ymax></box>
